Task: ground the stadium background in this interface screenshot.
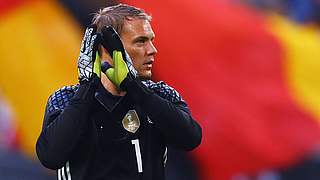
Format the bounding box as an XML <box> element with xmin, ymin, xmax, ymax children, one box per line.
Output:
<box><xmin>1</xmin><ymin>0</ymin><xmax>320</xmax><ymax>179</ymax></box>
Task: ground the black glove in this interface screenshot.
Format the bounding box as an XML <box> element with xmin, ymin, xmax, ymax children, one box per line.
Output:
<box><xmin>100</xmin><ymin>26</ymin><xmax>137</xmax><ymax>87</ymax></box>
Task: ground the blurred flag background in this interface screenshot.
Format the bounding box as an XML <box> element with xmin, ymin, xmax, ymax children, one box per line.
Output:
<box><xmin>1</xmin><ymin>0</ymin><xmax>320</xmax><ymax>179</ymax></box>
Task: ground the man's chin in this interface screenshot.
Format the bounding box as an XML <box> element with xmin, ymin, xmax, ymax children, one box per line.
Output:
<box><xmin>138</xmin><ymin>72</ymin><xmax>152</xmax><ymax>80</ymax></box>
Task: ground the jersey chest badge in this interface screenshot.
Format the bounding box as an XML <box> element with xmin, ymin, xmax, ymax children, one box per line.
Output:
<box><xmin>122</xmin><ymin>110</ymin><xmax>140</xmax><ymax>133</ymax></box>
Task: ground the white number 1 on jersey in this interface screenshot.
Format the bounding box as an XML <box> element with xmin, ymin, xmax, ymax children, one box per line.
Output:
<box><xmin>131</xmin><ymin>139</ymin><xmax>143</xmax><ymax>173</ymax></box>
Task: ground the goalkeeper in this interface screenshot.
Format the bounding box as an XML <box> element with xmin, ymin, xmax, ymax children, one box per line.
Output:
<box><xmin>36</xmin><ymin>4</ymin><xmax>201</xmax><ymax>180</ymax></box>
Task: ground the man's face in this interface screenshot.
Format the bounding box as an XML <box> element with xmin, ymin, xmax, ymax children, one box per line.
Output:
<box><xmin>120</xmin><ymin>19</ymin><xmax>157</xmax><ymax>80</ymax></box>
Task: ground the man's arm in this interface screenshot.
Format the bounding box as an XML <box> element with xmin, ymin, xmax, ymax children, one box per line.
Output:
<box><xmin>36</xmin><ymin>80</ymin><xmax>97</xmax><ymax>170</ymax></box>
<box><xmin>36</xmin><ymin>25</ymin><xmax>106</xmax><ymax>170</ymax></box>
<box><xmin>125</xmin><ymin>79</ymin><xmax>202</xmax><ymax>151</ymax></box>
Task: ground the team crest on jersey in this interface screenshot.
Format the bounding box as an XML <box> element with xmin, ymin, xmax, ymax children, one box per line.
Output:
<box><xmin>122</xmin><ymin>110</ymin><xmax>140</xmax><ymax>133</ymax></box>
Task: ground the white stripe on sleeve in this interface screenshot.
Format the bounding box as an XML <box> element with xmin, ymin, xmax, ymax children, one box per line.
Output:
<box><xmin>61</xmin><ymin>166</ymin><xmax>67</xmax><ymax>180</ymax></box>
<box><xmin>58</xmin><ymin>169</ymin><xmax>61</xmax><ymax>180</ymax></box>
<box><xmin>66</xmin><ymin>161</ymin><xmax>72</xmax><ymax>180</ymax></box>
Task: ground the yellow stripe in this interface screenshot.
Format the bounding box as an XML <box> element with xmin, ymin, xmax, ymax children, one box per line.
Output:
<box><xmin>266</xmin><ymin>14</ymin><xmax>320</xmax><ymax>121</ymax></box>
<box><xmin>0</xmin><ymin>0</ymin><xmax>82</xmax><ymax>156</ymax></box>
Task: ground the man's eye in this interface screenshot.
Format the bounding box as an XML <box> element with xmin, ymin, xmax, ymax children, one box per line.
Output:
<box><xmin>136</xmin><ymin>40</ymin><xmax>146</xmax><ymax>44</ymax></box>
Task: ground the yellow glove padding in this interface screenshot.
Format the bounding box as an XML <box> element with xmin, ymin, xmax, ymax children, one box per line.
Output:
<box><xmin>105</xmin><ymin>50</ymin><xmax>129</xmax><ymax>88</ymax></box>
<box><xmin>93</xmin><ymin>52</ymin><xmax>101</xmax><ymax>78</ymax></box>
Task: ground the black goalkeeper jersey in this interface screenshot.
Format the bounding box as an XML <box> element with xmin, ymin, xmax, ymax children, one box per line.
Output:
<box><xmin>36</xmin><ymin>78</ymin><xmax>201</xmax><ymax>180</ymax></box>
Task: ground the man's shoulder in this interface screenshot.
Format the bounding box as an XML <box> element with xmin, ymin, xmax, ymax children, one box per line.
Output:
<box><xmin>46</xmin><ymin>84</ymin><xmax>79</xmax><ymax>113</ymax></box>
<box><xmin>142</xmin><ymin>80</ymin><xmax>183</xmax><ymax>103</ymax></box>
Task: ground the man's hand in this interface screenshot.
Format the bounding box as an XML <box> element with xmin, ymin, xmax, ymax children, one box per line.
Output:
<box><xmin>100</xmin><ymin>26</ymin><xmax>137</xmax><ymax>89</ymax></box>
<box><xmin>104</xmin><ymin>50</ymin><xmax>129</xmax><ymax>88</ymax></box>
<box><xmin>77</xmin><ymin>25</ymin><xmax>101</xmax><ymax>82</ymax></box>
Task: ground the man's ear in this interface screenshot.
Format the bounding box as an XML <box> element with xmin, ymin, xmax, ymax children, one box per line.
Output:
<box><xmin>98</xmin><ymin>44</ymin><xmax>113</xmax><ymax>65</ymax></box>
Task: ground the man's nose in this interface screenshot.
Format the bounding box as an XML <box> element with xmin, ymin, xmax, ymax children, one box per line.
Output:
<box><xmin>146</xmin><ymin>41</ymin><xmax>157</xmax><ymax>55</ymax></box>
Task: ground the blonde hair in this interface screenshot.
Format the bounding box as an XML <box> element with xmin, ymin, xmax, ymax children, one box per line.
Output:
<box><xmin>92</xmin><ymin>4</ymin><xmax>152</xmax><ymax>35</ymax></box>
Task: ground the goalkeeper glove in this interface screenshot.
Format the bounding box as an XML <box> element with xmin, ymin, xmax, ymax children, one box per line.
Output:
<box><xmin>77</xmin><ymin>25</ymin><xmax>102</xmax><ymax>83</ymax></box>
<box><xmin>100</xmin><ymin>26</ymin><xmax>137</xmax><ymax>89</ymax></box>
